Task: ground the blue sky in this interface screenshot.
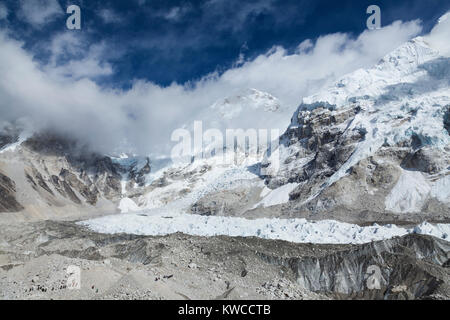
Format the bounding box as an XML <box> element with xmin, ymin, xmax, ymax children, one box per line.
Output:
<box><xmin>0</xmin><ymin>0</ymin><xmax>449</xmax><ymax>155</ymax></box>
<box><xmin>1</xmin><ymin>0</ymin><xmax>449</xmax><ymax>87</ymax></box>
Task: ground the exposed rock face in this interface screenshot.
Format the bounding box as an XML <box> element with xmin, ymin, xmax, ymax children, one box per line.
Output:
<box><xmin>269</xmin><ymin>234</ymin><xmax>450</xmax><ymax>299</ymax></box>
<box><xmin>0</xmin><ymin>171</ymin><xmax>23</xmax><ymax>212</ymax></box>
<box><xmin>21</xmin><ymin>133</ymin><xmax>123</xmax><ymax>206</ymax></box>
<box><xmin>127</xmin><ymin>160</ymin><xmax>151</xmax><ymax>188</ymax></box>
<box><xmin>0</xmin><ymin>123</ymin><xmax>20</xmax><ymax>150</ymax></box>
<box><xmin>0</xmin><ymin>131</ymin><xmax>151</xmax><ymax>217</ymax></box>
<box><xmin>0</xmin><ymin>134</ymin><xmax>17</xmax><ymax>151</ymax></box>
<box><xmin>445</xmin><ymin>105</ymin><xmax>450</xmax><ymax>135</ymax></box>
<box><xmin>264</xmin><ymin>103</ymin><xmax>364</xmax><ymax>191</ymax></box>
<box><xmin>401</xmin><ymin>146</ymin><xmax>449</xmax><ymax>174</ymax></box>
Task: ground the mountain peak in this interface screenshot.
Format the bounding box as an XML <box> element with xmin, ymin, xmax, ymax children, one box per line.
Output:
<box><xmin>302</xmin><ymin>35</ymin><xmax>444</xmax><ymax>109</ymax></box>
<box><xmin>210</xmin><ymin>88</ymin><xmax>281</xmax><ymax>120</ymax></box>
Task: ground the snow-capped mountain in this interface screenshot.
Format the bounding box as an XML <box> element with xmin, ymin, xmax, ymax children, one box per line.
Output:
<box><xmin>187</xmin><ymin>88</ymin><xmax>290</xmax><ymax>154</ymax></box>
<box><xmin>262</xmin><ymin>34</ymin><xmax>450</xmax><ymax>223</ymax></box>
<box><xmin>210</xmin><ymin>88</ymin><xmax>282</xmax><ymax>121</ymax></box>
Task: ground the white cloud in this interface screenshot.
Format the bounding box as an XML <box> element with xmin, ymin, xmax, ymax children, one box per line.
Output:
<box><xmin>41</xmin><ymin>32</ymin><xmax>113</xmax><ymax>80</ymax></box>
<box><xmin>45</xmin><ymin>54</ymin><xmax>113</xmax><ymax>80</ymax></box>
<box><xmin>99</xmin><ymin>8</ymin><xmax>124</xmax><ymax>24</ymax></box>
<box><xmin>18</xmin><ymin>0</ymin><xmax>63</xmax><ymax>27</ymax></box>
<box><xmin>164</xmin><ymin>6</ymin><xmax>192</xmax><ymax>22</ymax></box>
<box><xmin>195</xmin><ymin>20</ymin><xmax>423</xmax><ymax>110</ymax></box>
<box><xmin>0</xmin><ymin>18</ymin><xmax>431</xmax><ymax>157</ymax></box>
<box><xmin>0</xmin><ymin>3</ymin><xmax>8</xmax><ymax>20</ymax></box>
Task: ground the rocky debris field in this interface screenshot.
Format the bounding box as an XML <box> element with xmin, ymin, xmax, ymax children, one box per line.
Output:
<box><xmin>0</xmin><ymin>220</ymin><xmax>448</xmax><ymax>300</ymax></box>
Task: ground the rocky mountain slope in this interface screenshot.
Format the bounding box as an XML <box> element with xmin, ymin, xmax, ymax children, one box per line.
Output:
<box><xmin>0</xmin><ymin>130</ymin><xmax>150</xmax><ymax>221</ymax></box>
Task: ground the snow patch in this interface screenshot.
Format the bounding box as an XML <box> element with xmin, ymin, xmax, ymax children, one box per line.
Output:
<box><xmin>118</xmin><ymin>198</ymin><xmax>140</xmax><ymax>213</ymax></box>
<box><xmin>254</xmin><ymin>183</ymin><xmax>299</xmax><ymax>208</ymax></box>
<box><xmin>385</xmin><ymin>170</ymin><xmax>431</xmax><ymax>213</ymax></box>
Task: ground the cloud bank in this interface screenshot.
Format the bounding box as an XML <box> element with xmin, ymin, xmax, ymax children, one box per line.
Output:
<box><xmin>17</xmin><ymin>0</ymin><xmax>63</xmax><ymax>28</ymax></box>
<box><xmin>2</xmin><ymin>16</ymin><xmax>446</xmax><ymax>158</ymax></box>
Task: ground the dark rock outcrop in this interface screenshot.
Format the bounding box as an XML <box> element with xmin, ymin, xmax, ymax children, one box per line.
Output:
<box><xmin>0</xmin><ymin>172</ymin><xmax>23</xmax><ymax>212</ymax></box>
<box><xmin>258</xmin><ymin>234</ymin><xmax>450</xmax><ymax>299</ymax></box>
<box><xmin>444</xmin><ymin>105</ymin><xmax>450</xmax><ymax>135</ymax></box>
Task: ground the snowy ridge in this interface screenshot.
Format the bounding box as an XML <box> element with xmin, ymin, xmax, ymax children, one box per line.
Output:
<box><xmin>301</xmin><ymin>37</ymin><xmax>442</xmax><ymax>108</ymax></box>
